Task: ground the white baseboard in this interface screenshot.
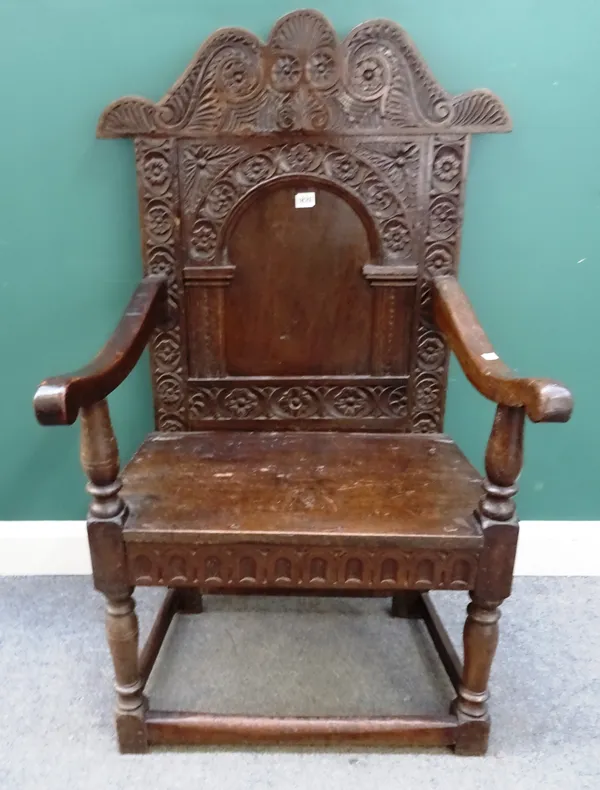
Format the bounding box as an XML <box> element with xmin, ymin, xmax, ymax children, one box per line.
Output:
<box><xmin>0</xmin><ymin>521</ymin><xmax>598</xmax><ymax>577</ymax></box>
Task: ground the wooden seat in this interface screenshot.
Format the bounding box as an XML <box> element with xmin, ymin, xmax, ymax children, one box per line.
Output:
<box><xmin>34</xmin><ymin>10</ymin><xmax>573</xmax><ymax>756</ymax></box>
<box><xmin>122</xmin><ymin>431</ymin><xmax>482</xmax><ymax>590</ymax></box>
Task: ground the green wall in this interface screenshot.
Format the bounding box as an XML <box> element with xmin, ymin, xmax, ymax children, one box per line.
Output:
<box><xmin>1</xmin><ymin>1</ymin><xmax>596</xmax><ymax>520</ymax></box>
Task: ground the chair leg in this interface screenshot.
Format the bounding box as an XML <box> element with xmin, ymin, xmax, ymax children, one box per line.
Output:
<box><xmin>105</xmin><ymin>590</ymin><xmax>148</xmax><ymax>754</ymax></box>
<box><xmin>176</xmin><ymin>588</ymin><xmax>204</xmax><ymax>614</ymax></box>
<box><xmin>390</xmin><ymin>592</ymin><xmax>424</xmax><ymax>619</ymax></box>
<box><xmin>453</xmin><ymin>593</ymin><xmax>501</xmax><ymax>756</ymax></box>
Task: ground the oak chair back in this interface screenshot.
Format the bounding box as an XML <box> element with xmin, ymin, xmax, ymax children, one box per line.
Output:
<box><xmin>98</xmin><ymin>9</ymin><xmax>510</xmax><ymax>433</ymax></box>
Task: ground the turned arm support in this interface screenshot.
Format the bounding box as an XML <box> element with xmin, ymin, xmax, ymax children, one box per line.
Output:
<box><xmin>432</xmin><ymin>276</ymin><xmax>573</xmax><ymax>424</ymax></box>
<box><xmin>33</xmin><ymin>275</ymin><xmax>167</xmax><ymax>426</ymax></box>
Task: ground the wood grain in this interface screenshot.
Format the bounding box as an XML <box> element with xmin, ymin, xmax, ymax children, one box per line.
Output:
<box><xmin>433</xmin><ymin>276</ymin><xmax>573</xmax><ymax>423</ymax></box>
<box><xmin>146</xmin><ymin>712</ymin><xmax>459</xmax><ymax>747</ymax></box>
<box><xmin>121</xmin><ymin>431</ymin><xmax>482</xmax><ymax>548</ymax></box>
<box><xmin>34</xmin><ymin>276</ymin><xmax>167</xmax><ymax>425</ymax></box>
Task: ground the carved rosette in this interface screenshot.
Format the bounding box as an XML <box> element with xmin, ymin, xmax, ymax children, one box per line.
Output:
<box><xmin>135</xmin><ymin>137</ymin><xmax>186</xmax><ymax>430</ymax></box>
<box><xmin>101</xmin><ymin>11</ymin><xmax>511</xmax><ymax>435</ymax></box>
<box><xmin>184</xmin><ymin>142</ymin><xmax>412</xmax><ymax>267</ymax></box>
<box><xmin>189</xmin><ymin>381</ymin><xmax>409</xmax><ymax>424</ymax></box>
<box><xmin>410</xmin><ymin>136</ymin><xmax>468</xmax><ymax>431</ymax></box>
<box><xmin>98</xmin><ymin>11</ymin><xmax>511</xmax><ymax>138</ymax></box>
<box><xmin>127</xmin><ymin>542</ymin><xmax>479</xmax><ymax>590</ymax></box>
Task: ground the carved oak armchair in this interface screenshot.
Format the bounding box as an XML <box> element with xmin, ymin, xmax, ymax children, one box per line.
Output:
<box><xmin>34</xmin><ymin>11</ymin><xmax>572</xmax><ymax>755</ymax></box>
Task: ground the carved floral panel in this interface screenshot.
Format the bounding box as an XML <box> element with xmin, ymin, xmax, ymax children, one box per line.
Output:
<box><xmin>98</xmin><ymin>11</ymin><xmax>510</xmax><ymax>139</ymax></box>
<box><xmin>101</xmin><ymin>11</ymin><xmax>510</xmax><ymax>433</ymax></box>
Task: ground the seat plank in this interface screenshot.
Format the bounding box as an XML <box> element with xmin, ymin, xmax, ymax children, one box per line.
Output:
<box><xmin>122</xmin><ymin>432</ymin><xmax>482</xmax><ymax>550</ymax></box>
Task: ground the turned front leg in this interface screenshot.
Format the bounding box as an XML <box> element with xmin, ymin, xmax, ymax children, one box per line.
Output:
<box><xmin>457</xmin><ymin>595</ymin><xmax>500</xmax><ymax>720</ymax></box>
<box><xmin>455</xmin><ymin>405</ymin><xmax>523</xmax><ymax>755</ymax></box>
<box><xmin>81</xmin><ymin>399</ymin><xmax>147</xmax><ymax>753</ymax></box>
<box><xmin>105</xmin><ymin>591</ymin><xmax>147</xmax><ymax>753</ymax></box>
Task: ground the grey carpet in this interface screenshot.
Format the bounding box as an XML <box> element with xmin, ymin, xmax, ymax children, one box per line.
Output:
<box><xmin>0</xmin><ymin>577</ymin><xmax>598</xmax><ymax>789</ymax></box>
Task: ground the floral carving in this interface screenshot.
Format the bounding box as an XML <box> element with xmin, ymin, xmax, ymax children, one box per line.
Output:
<box><xmin>156</xmin><ymin>373</ymin><xmax>183</xmax><ymax>407</ymax></box>
<box><xmin>136</xmin><ymin>138</ymin><xmax>187</xmax><ymax>431</ymax></box>
<box><xmin>180</xmin><ymin>144</ymin><xmax>242</xmax><ymax>203</ymax></box>
<box><xmin>205</xmin><ymin>181</ymin><xmax>237</xmax><ymax>218</ymax></box>
<box><xmin>146</xmin><ymin>200</ymin><xmax>172</xmax><ymax>241</ymax></box>
<box><xmin>360</xmin><ymin>175</ymin><xmax>394</xmax><ymax>216</ymax></box>
<box><xmin>187</xmin><ymin>382</ymin><xmax>411</xmax><ymax>423</ymax></box>
<box><xmin>425</xmin><ymin>243</ymin><xmax>454</xmax><ymax>277</ymax></box>
<box><xmin>239</xmin><ymin>154</ymin><xmax>276</xmax><ymax>184</ymax></box>
<box><xmin>306</xmin><ymin>49</ymin><xmax>337</xmax><ymax>88</ymax></box>
<box><xmin>382</xmin><ymin>217</ymin><xmax>411</xmax><ymax>255</ymax></box>
<box><xmin>273</xmin><ymin>387</ymin><xmax>319</xmax><ymax>418</ymax></box>
<box><xmin>415</xmin><ymin>376</ymin><xmax>441</xmax><ymax>411</ymax></box>
<box><xmin>327</xmin><ymin>152</ymin><xmax>360</xmax><ymax>182</ymax></box>
<box><xmin>154</xmin><ymin>334</ymin><xmax>180</xmax><ymax>371</ymax></box>
<box><xmin>433</xmin><ymin>147</ymin><xmax>461</xmax><ymax>184</ymax></box>
<box><xmin>223</xmin><ymin>388</ymin><xmax>261</xmax><ymax>418</ymax></box>
<box><xmin>392</xmin><ymin>143</ymin><xmax>419</xmax><ymax>168</ymax></box>
<box><xmin>332</xmin><ymin>387</ymin><xmax>372</xmax><ymax>418</ymax></box>
<box><xmin>219</xmin><ymin>54</ymin><xmax>260</xmax><ymax>99</ymax></box>
<box><xmin>191</xmin><ymin>220</ymin><xmax>218</xmax><ymax>258</ymax></box>
<box><xmin>281</xmin><ymin>143</ymin><xmax>319</xmax><ymax>171</ymax></box>
<box><xmin>99</xmin><ymin>11</ymin><xmax>511</xmax><ymax>137</ymax></box>
<box><xmin>271</xmin><ymin>55</ymin><xmax>302</xmax><ymax>90</ymax></box>
<box><xmin>417</xmin><ymin>331</ymin><xmax>445</xmax><ymax>371</ymax></box>
<box><xmin>429</xmin><ymin>196</ymin><xmax>458</xmax><ymax>240</ymax></box>
<box><xmin>142</xmin><ymin>151</ymin><xmax>170</xmax><ymax>192</ymax></box>
<box><xmin>148</xmin><ymin>246</ymin><xmax>176</xmax><ymax>284</ymax></box>
<box><xmin>350</xmin><ymin>53</ymin><xmax>387</xmax><ymax>99</ymax></box>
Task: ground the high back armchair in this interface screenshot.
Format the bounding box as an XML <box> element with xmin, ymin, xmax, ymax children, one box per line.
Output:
<box><xmin>34</xmin><ymin>10</ymin><xmax>573</xmax><ymax>755</ymax></box>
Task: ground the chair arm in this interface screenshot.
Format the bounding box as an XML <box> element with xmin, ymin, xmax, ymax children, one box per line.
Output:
<box><xmin>432</xmin><ymin>276</ymin><xmax>573</xmax><ymax>423</ymax></box>
<box><xmin>34</xmin><ymin>275</ymin><xmax>167</xmax><ymax>426</ymax></box>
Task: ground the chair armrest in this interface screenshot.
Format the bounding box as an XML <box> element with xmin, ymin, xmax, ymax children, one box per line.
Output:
<box><xmin>34</xmin><ymin>275</ymin><xmax>167</xmax><ymax>426</ymax></box>
<box><xmin>432</xmin><ymin>276</ymin><xmax>573</xmax><ymax>423</ymax></box>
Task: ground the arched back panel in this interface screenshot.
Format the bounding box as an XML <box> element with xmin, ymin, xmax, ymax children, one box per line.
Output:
<box><xmin>98</xmin><ymin>9</ymin><xmax>511</xmax><ymax>433</ymax></box>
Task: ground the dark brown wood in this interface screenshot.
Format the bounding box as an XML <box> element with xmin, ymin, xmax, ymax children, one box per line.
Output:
<box><xmin>433</xmin><ymin>276</ymin><xmax>573</xmax><ymax>423</ymax></box>
<box><xmin>421</xmin><ymin>592</ymin><xmax>463</xmax><ymax>692</ymax></box>
<box><xmin>175</xmin><ymin>588</ymin><xmax>204</xmax><ymax>614</ymax></box>
<box><xmin>454</xmin><ymin>404</ymin><xmax>525</xmax><ymax>755</ymax></box>
<box><xmin>94</xmin><ymin>11</ymin><xmax>513</xmax><ymax>435</ymax></box>
<box><xmin>225</xmin><ymin>185</ymin><xmax>375</xmax><ymax>377</ymax></box>
<box><xmin>145</xmin><ymin>712</ymin><xmax>459</xmax><ymax>748</ymax></box>
<box><xmin>105</xmin><ymin>593</ymin><xmax>148</xmax><ymax>754</ymax></box>
<box><xmin>33</xmin><ymin>10</ymin><xmax>574</xmax><ymax>755</ymax></box>
<box><xmin>390</xmin><ymin>592</ymin><xmax>425</xmax><ymax>618</ymax></box>
<box><xmin>80</xmin><ymin>399</ymin><xmax>130</xmax><ymax>597</ymax></box>
<box><xmin>139</xmin><ymin>589</ymin><xmax>180</xmax><ymax>685</ymax></box>
<box><xmin>78</xmin><ymin>399</ymin><xmax>148</xmax><ymax>752</ymax></box>
<box><xmin>121</xmin><ymin>431</ymin><xmax>482</xmax><ymax>549</ymax></box>
<box><xmin>34</xmin><ymin>275</ymin><xmax>167</xmax><ymax>425</ymax></box>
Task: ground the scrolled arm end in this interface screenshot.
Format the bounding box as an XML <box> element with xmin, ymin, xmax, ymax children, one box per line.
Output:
<box><xmin>33</xmin><ymin>275</ymin><xmax>167</xmax><ymax>428</ymax></box>
<box><xmin>433</xmin><ymin>276</ymin><xmax>574</xmax><ymax>424</ymax></box>
<box><xmin>528</xmin><ymin>380</ymin><xmax>573</xmax><ymax>424</ymax></box>
<box><xmin>34</xmin><ymin>381</ymin><xmax>78</xmax><ymax>427</ymax></box>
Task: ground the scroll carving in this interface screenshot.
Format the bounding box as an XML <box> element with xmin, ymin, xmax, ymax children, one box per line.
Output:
<box><xmin>98</xmin><ymin>11</ymin><xmax>510</xmax><ymax>139</ymax></box>
<box><xmin>102</xmin><ymin>12</ymin><xmax>511</xmax><ymax>433</ymax></box>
